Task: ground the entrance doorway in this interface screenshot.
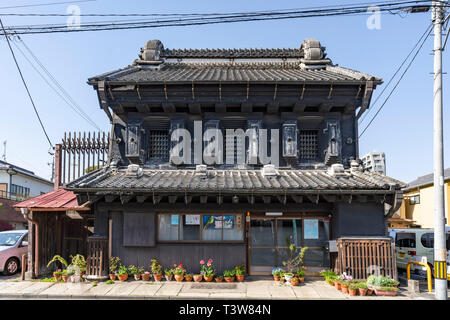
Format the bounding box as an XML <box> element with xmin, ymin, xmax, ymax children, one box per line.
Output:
<box><xmin>248</xmin><ymin>216</ymin><xmax>330</xmax><ymax>275</ymax></box>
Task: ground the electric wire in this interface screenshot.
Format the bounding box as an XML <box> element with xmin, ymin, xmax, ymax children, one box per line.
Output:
<box><xmin>358</xmin><ymin>24</ymin><xmax>433</xmax><ymax>138</ymax></box>
<box><xmin>0</xmin><ymin>18</ymin><xmax>54</xmax><ymax>149</ymax></box>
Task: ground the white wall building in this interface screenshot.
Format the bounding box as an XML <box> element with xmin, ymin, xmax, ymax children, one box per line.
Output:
<box><xmin>0</xmin><ymin>160</ymin><xmax>53</xmax><ymax>200</ymax></box>
<box><xmin>361</xmin><ymin>152</ymin><xmax>386</xmax><ymax>175</ymax></box>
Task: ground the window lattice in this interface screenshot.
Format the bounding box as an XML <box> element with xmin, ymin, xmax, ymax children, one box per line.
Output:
<box><xmin>299</xmin><ymin>130</ymin><xmax>318</xmax><ymax>159</ymax></box>
<box><xmin>149</xmin><ymin>130</ymin><xmax>169</xmax><ymax>159</ymax></box>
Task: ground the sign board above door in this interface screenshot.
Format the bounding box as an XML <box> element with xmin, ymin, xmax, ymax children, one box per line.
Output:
<box><xmin>265</xmin><ymin>212</ymin><xmax>283</xmax><ymax>216</ymax></box>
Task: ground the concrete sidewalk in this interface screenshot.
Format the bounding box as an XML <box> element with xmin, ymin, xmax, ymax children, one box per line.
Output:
<box><xmin>0</xmin><ymin>276</ymin><xmax>437</xmax><ymax>300</ymax></box>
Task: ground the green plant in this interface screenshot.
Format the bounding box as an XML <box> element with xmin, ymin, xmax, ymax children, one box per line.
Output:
<box><xmin>150</xmin><ymin>258</ymin><xmax>163</xmax><ymax>274</ymax></box>
<box><xmin>40</xmin><ymin>277</ymin><xmax>55</xmax><ymax>282</ymax></box>
<box><xmin>234</xmin><ymin>263</ymin><xmax>245</xmax><ymax>276</ymax></box>
<box><xmin>349</xmin><ymin>283</ymin><xmax>358</xmax><ymax>290</ymax></box>
<box><xmin>61</xmin><ymin>269</ymin><xmax>73</xmax><ymax>276</ymax></box>
<box><xmin>117</xmin><ymin>265</ymin><xmax>128</xmax><ymax>275</ymax></box>
<box><xmin>165</xmin><ymin>268</ymin><xmax>174</xmax><ymax>276</ymax></box>
<box><xmin>128</xmin><ymin>265</ymin><xmax>144</xmax><ymax>275</ymax></box>
<box><xmin>47</xmin><ymin>255</ymin><xmax>68</xmax><ymax>269</ymax></box>
<box><xmin>53</xmin><ymin>270</ymin><xmax>63</xmax><ymax>276</ymax></box>
<box><xmin>367</xmin><ymin>275</ymin><xmax>398</xmax><ymax>287</ymax></box>
<box><xmin>320</xmin><ymin>270</ymin><xmax>338</xmax><ymax>279</ymax></box>
<box><xmin>357</xmin><ymin>282</ymin><xmax>368</xmax><ymax>289</ymax></box>
<box><xmin>109</xmin><ymin>256</ymin><xmax>121</xmax><ymax>274</ymax></box>
<box><xmin>106</xmin><ymin>280</ymin><xmax>114</xmax><ymax>284</ymax></box>
<box><xmin>200</xmin><ymin>259</ymin><xmax>215</xmax><ymax>277</ymax></box>
<box><xmin>185</xmin><ymin>273</ymin><xmax>193</xmax><ymax>278</ymax></box>
<box><xmin>215</xmin><ymin>275</ymin><xmax>223</xmax><ymax>280</ymax></box>
<box><xmin>281</xmin><ymin>236</ymin><xmax>308</xmax><ymax>273</ymax></box>
<box><xmin>223</xmin><ymin>269</ymin><xmax>235</xmax><ymax>277</ymax></box>
<box><xmin>173</xmin><ymin>263</ymin><xmax>186</xmax><ymax>275</ymax></box>
<box><xmin>70</xmin><ymin>254</ymin><xmax>86</xmax><ymax>274</ymax></box>
<box><xmin>379</xmin><ymin>286</ymin><xmax>398</xmax><ymax>291</ymax></box>
<box><xmin>296</xmin><ymin>269</ymin><xmax>305</xmax><ymax>278</ymax></box>
<box><xmin>284</xmin><ymin>272</ymin><xmax>294</xmax><ymax>276</ymax></box>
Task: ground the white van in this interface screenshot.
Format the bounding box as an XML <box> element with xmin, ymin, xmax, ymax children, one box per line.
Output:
<box><xmin>389</xmin><ymin>227</ymin><xmax>450</xmax><ymax>278</ymax></box>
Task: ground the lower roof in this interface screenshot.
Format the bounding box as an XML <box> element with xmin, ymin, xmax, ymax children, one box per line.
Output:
<box><xmin>66</xmin><ymin>167</ymin><xmax>405</xmax><ymax>194</ymax></box>
<box><xmin>13</xmin><ymin>189</ymin><xmax>90</xmax><ymax>211</ymax></box>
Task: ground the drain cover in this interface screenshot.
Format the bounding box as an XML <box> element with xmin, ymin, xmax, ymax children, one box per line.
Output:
<box><xmin>190</xmin><ymin>283</ymin><xmax>237</xmax><ymax>290</ymax></box>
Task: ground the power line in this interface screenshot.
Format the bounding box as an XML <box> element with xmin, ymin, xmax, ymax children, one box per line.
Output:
<box><xmin>0</xmin><ymin>0</ymin><xmax>95</xmax><ymax>10</ymax></box>
<box><xmin>0</xmin><ymin>18</ymin><xmax>53</xmax><ymax>149</ymax></box>
<box><xmin>0</xmin><ymin>1</ymin><xmax>439</xmax><ymax>35</ymax></box>
<box><xmin>358</xmin><ymin>24</ymin><xmax>433</xmax><ymax>138</ymax></box>
<box><xmin>359</xmin><ymin>22</ymin><xmax>433</xmax><ymax>124</ymax></box>
<box><xmin>10</xmin><ymin>38</ymin><xmax>101</xmax><ymax>130</ymax></box>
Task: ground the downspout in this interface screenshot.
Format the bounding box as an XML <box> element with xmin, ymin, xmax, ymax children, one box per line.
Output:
<box><xmin>21</xmin><ymin>208</ymin><xmax>39</xmax><ymax>278</ymax></box>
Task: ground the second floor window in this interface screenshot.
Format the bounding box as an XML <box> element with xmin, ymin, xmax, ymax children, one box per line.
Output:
<box><xmin>149</xmin><ymin>130</ymin><xmax>169</xmax><ymax>160</ymax></box>
<box><xmin>409</xmin><ymin>195</ymin><xmax>420</xmax><ymax>205</ymax></box>
<box><xmin>11</xmin><ymin>184</ymin><xmax>30</xmax><ymax>197</ymax></box>
<box><xmin>299</xmin><ymin>130</ymin><xmax>319</xmax><ymax>160</ymax></box>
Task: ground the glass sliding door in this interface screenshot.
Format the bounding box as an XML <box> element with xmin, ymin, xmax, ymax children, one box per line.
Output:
<box><xmin>249</xmin><ymin>219</ymin><xmax>276</xmax><ymax>274</ymax></box>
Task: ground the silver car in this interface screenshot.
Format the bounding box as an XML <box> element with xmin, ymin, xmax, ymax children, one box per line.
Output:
<box><xmin>0</xmin><ymin>230</ymin><xmax>28</xmax><ymax>275</ymax></box>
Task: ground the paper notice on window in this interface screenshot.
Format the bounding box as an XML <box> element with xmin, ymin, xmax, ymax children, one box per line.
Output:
<box><xmin>171</xmin><ymin>215</ymin><xmax>179</xmax><ymax>225</ymax></box>
<box><xmin>304</xmin><ymin>219</ymin><xmax>319</xmax><ymax>239</ymax></box>
<box><xmin>185</xmin><ymin>215</ymin><xmax>200</xmax><ymax>225</ymax></box>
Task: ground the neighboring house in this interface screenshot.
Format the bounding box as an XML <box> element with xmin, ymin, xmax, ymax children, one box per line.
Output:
<box><xmin>61</xmin><ymin>38</ymin><xmax>404</xmax><ymax>276</ymax></box>
<box><xmin>361</xmin><ymin>152</ymin><xmax>386</xmax><ymax>175</ymax></box>
<box><xmin>392</xmin><ymin>168</ymin><xmax>450</xmax><ymax>229</ymax></box>
<box><xmin>0</xmin><ymin>160</ymin><xmax>53</xmax><ymax>229</ymax></box>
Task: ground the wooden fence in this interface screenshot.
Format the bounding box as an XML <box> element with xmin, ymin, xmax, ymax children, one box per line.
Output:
<box><xmin>86</xmin><ymin>237</ymin><xmax>109</xmax><ymax>279</ymax></box>
<box><xmin>336</xmin><ymin>237</ymin><xmax>397</xmax><ymax>280</ymax></box>
<box><xmin>57</xmin><ymin>131</ymin><xmax>110</xmax><ymax>185</ymax></box>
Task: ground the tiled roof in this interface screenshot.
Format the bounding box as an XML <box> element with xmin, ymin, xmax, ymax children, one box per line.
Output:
<box><xmin>406</xmin><ymin>167</ymin><xmax>450</xmax><ymax>190</ymax></box>
<box><xmin>0</xmin><ymin>160</ymin><xmax>52</xmax><ymax>185</ymax></box>
<box><xmin>13</xmin><ymin>189</ymin><xmax>90</xmax><ymax>211</ymax></box>
<box><xmin>89</xmin><ymin>63</ymin><xmax>380</xmax><ymax>84</ymax></box>
<box><xmin>66</xmin><ymin>168</ymin><xmax>405</xmax><ymax>194</ymax></box>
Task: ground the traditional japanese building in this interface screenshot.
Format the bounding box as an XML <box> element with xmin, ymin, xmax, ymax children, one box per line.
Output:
<box><xmin>65</xmin><ymin>38</ymin><xmax>405</xmax><ymax>276</ymax></box>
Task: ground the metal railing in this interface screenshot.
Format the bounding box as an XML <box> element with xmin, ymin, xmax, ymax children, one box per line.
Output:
<box><xmin>0</xmin><ymin>190</ymin><xmax>29</xmax><ymax>202</ymax></box>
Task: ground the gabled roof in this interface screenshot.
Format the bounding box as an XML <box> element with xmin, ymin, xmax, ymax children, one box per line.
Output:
<box><xmin>406</xmin><ymin>167</ymin><xmax>450</xmax><ymax>190</ymax></box>
<box><xmin>66</xmin><ymin>167</ymin><xmax>405</xmax><ymax>194</ymax></box>
<box><xmin>13</xmin><ymin>189</ymin><xmax>90</xmax><ymax>211</ymax></box>
<box><xmin>0</xmin><ymin>160</ymin><xmax>52</xmax><ymax>185</ymax></box>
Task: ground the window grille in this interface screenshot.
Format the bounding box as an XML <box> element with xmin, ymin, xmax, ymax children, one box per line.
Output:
<box><xmin>299</xmin><ymin>130</ymin><xmax>318</xmax><ymax>159</ymax></box>
<box><xmin>149</xmin><ymin>130</ymin><xmax>169</xmax><ymax>160</ymax></box>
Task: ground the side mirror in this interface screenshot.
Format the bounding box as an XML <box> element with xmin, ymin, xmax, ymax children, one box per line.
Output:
<box><xmin>21</xmin><ymin>241</ymin><xmax>28</xmax><ymax>247</ymax></box>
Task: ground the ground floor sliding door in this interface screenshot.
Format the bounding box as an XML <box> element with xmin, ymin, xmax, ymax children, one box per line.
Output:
<box><xmin>248</xmin><ymin>215</ymin><xmax>330</xmax><ymax>275</ymax></box>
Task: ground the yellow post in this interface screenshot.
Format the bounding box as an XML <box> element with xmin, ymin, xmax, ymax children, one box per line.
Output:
<box><xmin>406</xmin><ymin>261</ymin><xmax>433</xmax><ymax>293</ymax></box>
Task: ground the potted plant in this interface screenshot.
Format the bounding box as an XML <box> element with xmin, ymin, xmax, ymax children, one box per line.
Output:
<box><xmin>234</xmin><ymin>263</ymin><xmax>245</xmax><ymax>282</ymax></box>
<box><xmin>61</xmin><ymin>269</ymin><xmax>73</xmax><ymax>282</ymax></box>
<box><xmin>357</xmin><ymin>282</ymin><xmax>368</xmax><ymax>296</ymax></box>
<box><xmin>129</xmin><ymin>265</ymin><xmax>144</xmax><ymax>280</ymax></box>
<box><xmin>296</xmin><ymin>269</ymin><xmax>305</xmax><ymax>283</ymax></box>
<box><xmin>200</xmin><ymin>259</ymin><xmax>215</xmax><ymax>282</ymax></box>
<box><xmin>223</xmin><ymin>269</ymin><xmax>235</xmax><ymax>282</ymax></box>
<box><xmin>215</xmin><ymin>275</ymin><xmax>223</xmax><ymax>282</ymax></box>
<box><xmin>185</xmin><ymin>274</ymin><xmax>193</xmax><ymax>282</ymax></box>
<box><xmin>320</xmin><ymin>270</ymin><xmax>338</xmax><ymax>286</ymax></box>
<box><xmin>281</xmin><ymin>235</ymin><xmax>308</xmax><ymax>283</ymax></box>
<box><xmin>290</xmin><ymin>276</ymin><xmax>299</xmax><ymax>286</ymax></box>
<box><xmin>70</xmin><ymin>254</ymin><xmax>86</xmax><ymax>275</ymax></box>
<box><xmin>284</xmin><ymin>272</ymin><xmax>294</xmax><ymax>282</ymax></box>
<box><xmin>117</xmin><ymin>265</ymin><xmax>129</xmax><ymax>281</ymax></box>
<box><xmin>150</xmin><ymin>258</ymin><xmax>163</xmax><ymax>281</ymax></box>
<box><xmin>47</xmin><ymin>255</ymin><xmax>68</xmax><ymax>281</ymax></box>
<box><xmin>165</xmin><ymin>268</ymin><xmax>174</xmax><ymax>281</ymax></box>
<box><xmin>334</xmin><ymin>279</ymin><xmax>341</xmax><ymax>290</ymax></box>
<box><xmin>349</xmin><ymin>283</ymin><xmax>358</xmax><ymax>296</ymax></box>
<box><xmin>375</xmin><ymin>286</ymin><xmax>399</xmax><ymax>296</ymax></box>
<box><xmin>272</xmin><ymin>268</ymin><xmax>283</xmax><ymax>281</ymax></box>
<box><xmin>340</xmin><ymin>280</ymin><xmax>349</xmax><ymax>294</ymax></box>
<box><xmin>141</xmin><ymin>271</ymin><xmax>151</xmax><ymax>281</ymax></box>
<box><xmin>109</xmin><ymin>256</ymin><xmax>121</xmax><ymax>281</ymax></box>
<box><xmin>193</xmin><ymin>274</ymin><xmax>203</xmax><ymax>282</ymax></box>
<box><xmin>173</xmin><ymin>263</ymin><xmax>186</xmax><ymax>282</ymax></box>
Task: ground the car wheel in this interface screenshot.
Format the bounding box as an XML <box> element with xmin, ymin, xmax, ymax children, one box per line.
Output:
<box><xmin>3</xmin><ymin>258</ymin><xmax>20</xmax><ymax>276</ymax></box>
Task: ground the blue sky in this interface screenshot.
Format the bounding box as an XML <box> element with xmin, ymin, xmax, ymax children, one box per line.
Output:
<box><xmin>0</xmin><ymin>0</ymin><xmax>448</xmax><ymax>183</ymax></box>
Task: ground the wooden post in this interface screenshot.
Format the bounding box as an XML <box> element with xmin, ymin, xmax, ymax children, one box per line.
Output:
<box><xmin>54</xmin><ymin>144</ymin><xmax>62</xmax><ymax>190</ymax></box>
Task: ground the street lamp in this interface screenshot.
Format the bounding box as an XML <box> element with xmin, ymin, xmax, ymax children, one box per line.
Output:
<box><xmin>6</xmin><ymin>165</ymin><xmax>17</xmax><ymax>198</ymax></box>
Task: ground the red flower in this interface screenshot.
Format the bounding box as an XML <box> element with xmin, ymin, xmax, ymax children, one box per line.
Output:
<box><xmin>179</xmin><ymin>263</ymin><xmax>183</xmax><ymax>267</ymax></box>
<box><xmin>200</xmin><ymin>260</ymin><xmax>205</xmax><ymax>265</ymax></box>
<box><xmin>174</xmin><ymin>264</ymin><xmax>177</xmax><ymax>267</ymax></box>
<box><xmin>207</xmin><ymin>262</ymin><xmax>211</xmax><ymax>267</ymax></box>
<box><xmin>208</xmin><ymin>259</ymin><xmax>212</xmax><ymax>263</ymax></box>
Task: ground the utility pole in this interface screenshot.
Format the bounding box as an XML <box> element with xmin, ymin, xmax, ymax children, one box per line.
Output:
<box><xmin>432</xmin><ymin>0</ymin><xmax>448</xmax><ymax>300</ymax></box>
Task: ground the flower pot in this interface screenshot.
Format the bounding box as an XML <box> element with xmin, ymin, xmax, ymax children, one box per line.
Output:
<box><xmin>153</xmin><ymin>274</ymin><xmax>163</xmax><ymax>282</ymax></box>
<box><xmin>193</xmin><ymin>275</ymin><xmax>203</xmax><ymax>282</ymax></box>
<box><xmin>334</xmin><ymin>280</ymin><xmax>341</xmax><ymax>291</ymax></box>
<box><xmin>299</xmin><ymin>277</ymin><xmax>305</xmax><ymax>283</ymax></box>
<box><xmin>374</xmin><ymin>289</ymin><xmax>398</xmax><ymax>296</ymax></box>
<box><xmin>185</xmin><ymin>276</ymin><xmax>193</xmax><ymax>282</ymax></box>
<box><xmin>134</xmin><ymin>274</ymin><xmax>141</xmax><ymax>281</ymax></box>
<box><xmin>224</xmin><ymin>276</ymin><xmax>235</xmax><ymax>283</ymax></box>
<box><xmin>284</xmin><ymin>274</ymin><xmax>293</xmax><ymax>282</ymax></box>
<box><xmin>117</xmin><ymin>274</ymin><xmax>128</xmax><ymax>281</ymax></box>
<box><xmin>349</xmin><ymin>289</ymin><xmax>357</xmax><ymax>296</ymax></box>
<box><xmin>290</xmin><ymin>278</ymin><xmax>299</xmax><ymax>286</ymax></box>
<box><xmin>367</xmin><ymin>289</ymin><xmax>374</xmax><ymax>296</ymax></box>
<box><xmin>165</xmin><ymin>274</ymin><xmax>173</xmax><ymax>281</ymax></box>
<box><xmin>204</xmin><ymin>275</ymin><xmax>213</xmax><ymax>282</ymax></box>
<box><xmin>109</xmin><ymin>274</ymin><xmax>117</xmax><ymax>281</ymax></box>
<box><xmin>141</xmin><ymin>273</ymin><xmax>151</xmax><ymax>281</ymax></box>
<box><xmin>358</xmin><ymin>288</ymin><xmax>367</xmax><ymax>296</ymax></box>
<box><xmin>236</xmin><ymin>275</ymin><xmax>245</xmax><ymax>282</ymax></box>
<box><xmin>215</xmin><ymin>277</ymin><xmax>223</xmax><ymax>282</ymax></box>
<box><xmin>62</xmin><ymin>275</ymin><xmax>71</xmax><ymax>283</ymax></box>
<box><xmin>273</xmin><ymin>275</ymin><xmax>280</xmax><ymax>281</ymax></box>
<box><xmin>53</xmin><ymin>272</ymin><xmax>62</xmax><ymax>282</ymax></box>
<box><xmin>175</xmin><ymin>274</ymin><xmax>184</xmax><ymax>282</ymax></box>
<box><xmin>341</xmin><ymin>285</ymin><xmax>349</xmax><ymax>294</ymax></box>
